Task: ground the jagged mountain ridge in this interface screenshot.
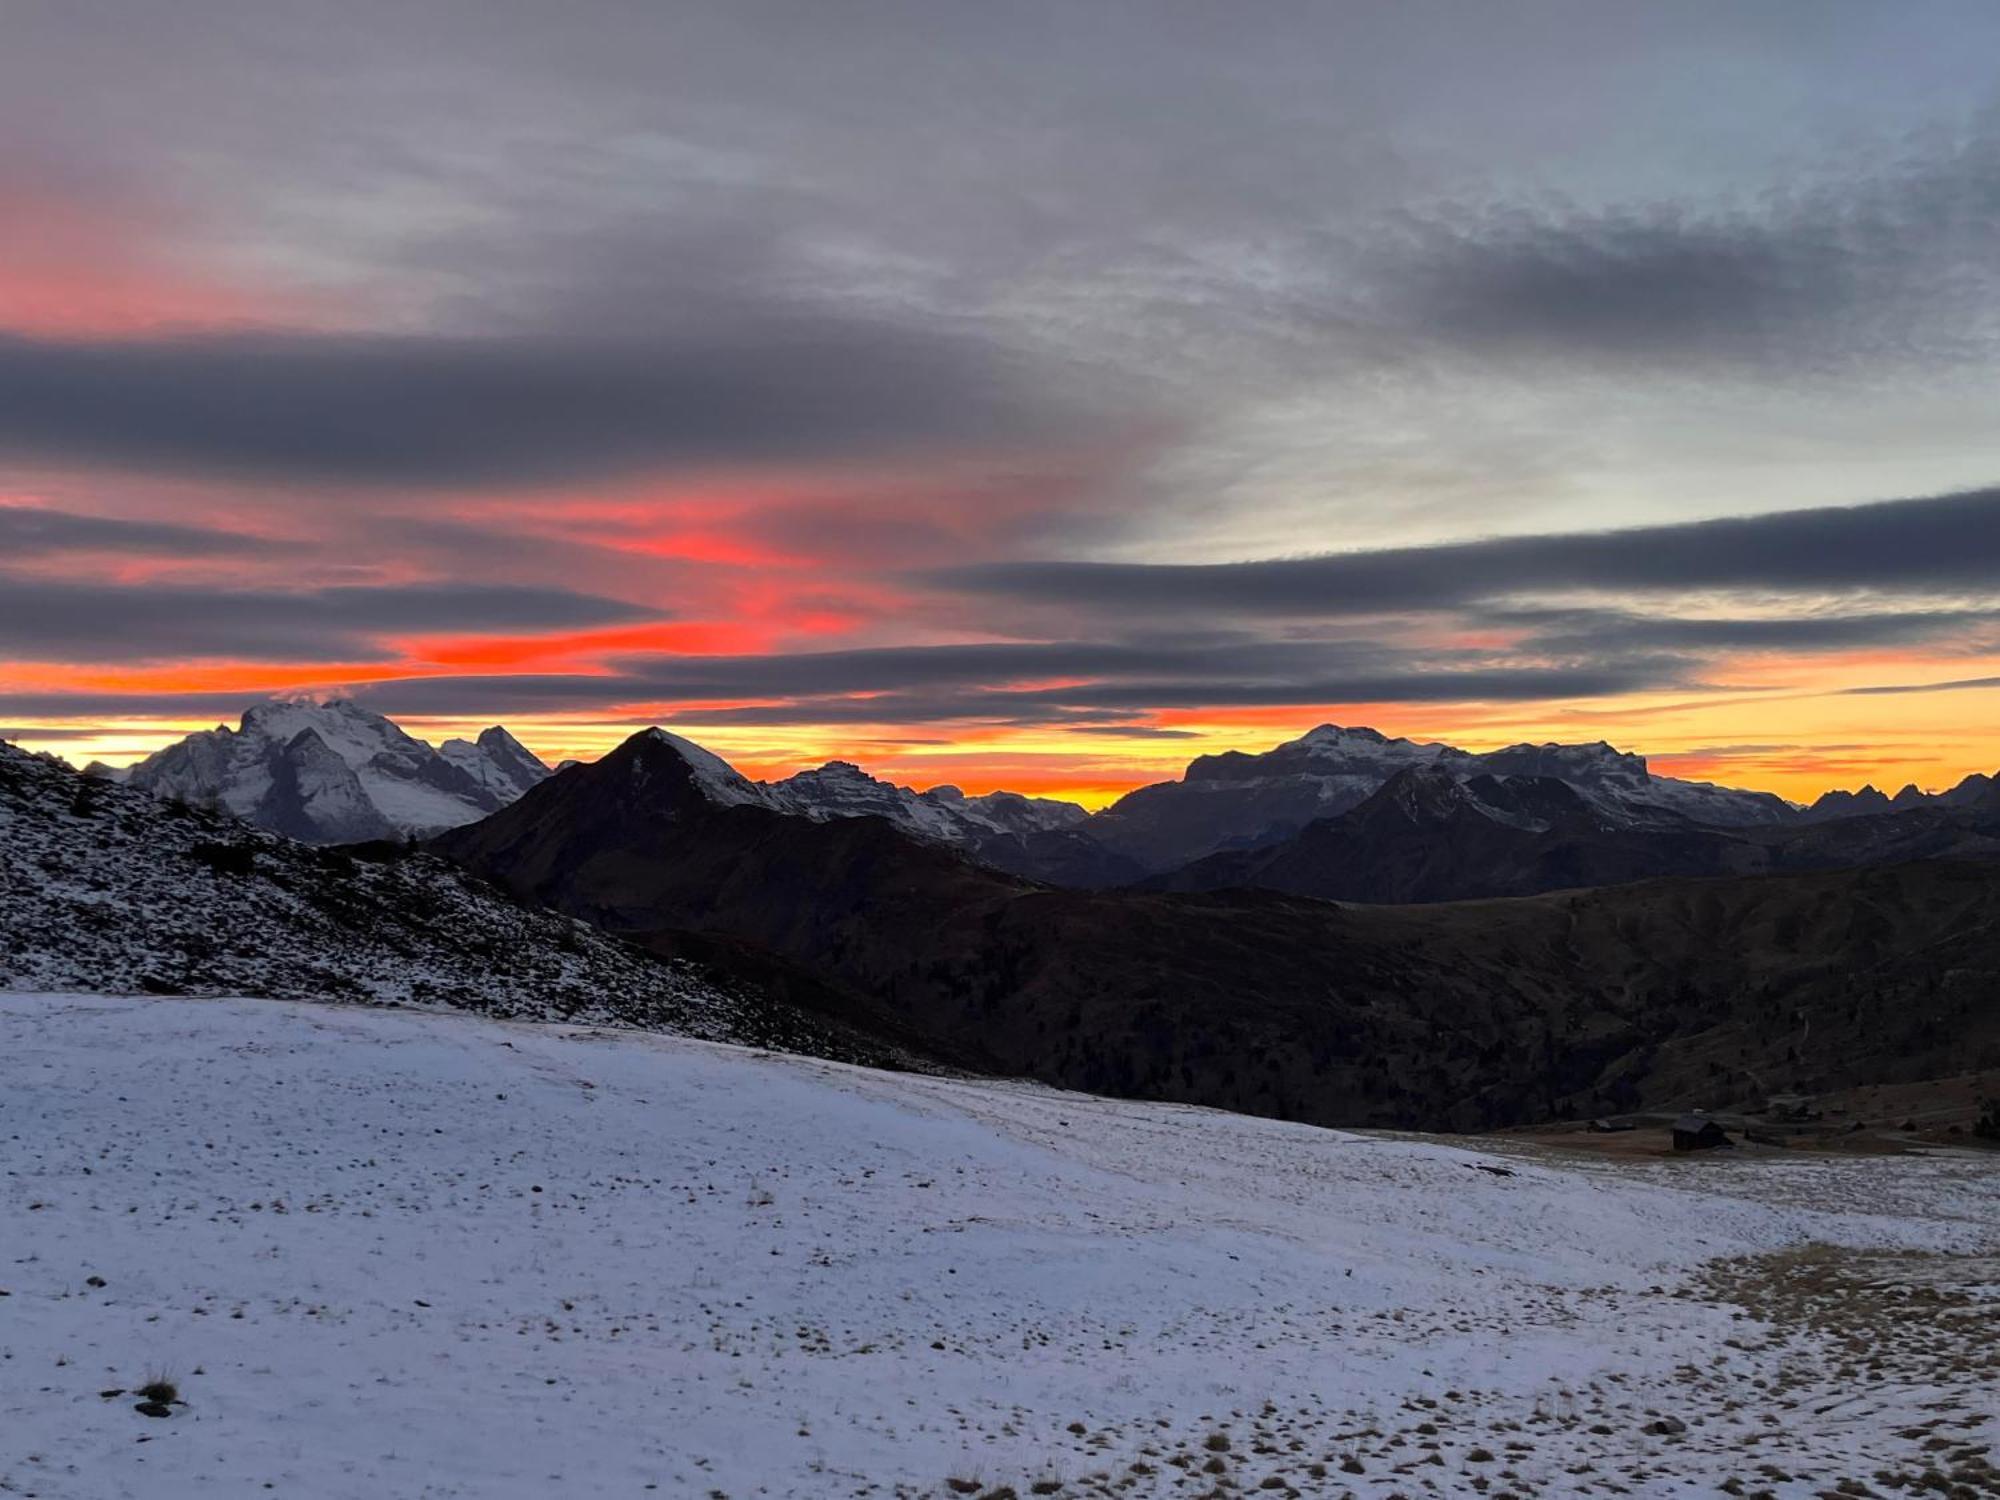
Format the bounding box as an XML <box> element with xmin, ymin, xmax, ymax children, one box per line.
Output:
<box><xmin>1801</xmin><ymin>769</ymin><xmax>2000</xmax><ymax>821</ymax></box>
<box><xmin>124</xmin><ymin>699</ymin><xmax>551</xmax><ymax>843</ymax></box>
<box><xmin>766</xmin><ymin>759</ymin><xmax>1086</xmax><ymax>838</ymax></box>
<box><xmin>757</xmin><ymin>759</ymin><xmax>1137</xmax><ymax>886</ymax></box>
<box><xmin>105</xmin><ymin>702</ymin><xmax>1996</xmax><ymax>884</ymax></box>
<box><xmin>111</xmin><ymin>701</ymin><xmax>1113</xmax><ymax>870</ymax></box>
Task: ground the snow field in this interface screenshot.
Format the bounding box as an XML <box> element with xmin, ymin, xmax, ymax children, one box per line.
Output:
<box><xmin>3</xmin><ymin>992</ymin><xmax>1995</xmax><ymax>1498</ymax></box>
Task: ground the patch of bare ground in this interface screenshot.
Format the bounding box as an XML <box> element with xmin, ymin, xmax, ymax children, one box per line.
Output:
<box><xmin>1692</xmin><ymin>1245</ymin><xmax>2000</xmax><ymax>1497</ymax></box>
<box><xmin>914</xmin><ymin>1245</ymin><xmax>2000</xmax><ymax>1499</ymax></box>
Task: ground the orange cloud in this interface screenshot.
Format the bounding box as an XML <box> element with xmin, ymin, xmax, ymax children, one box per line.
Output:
<box><xmin>405</xmin><ymin>621</ymin><xmax>772</xmax><ymax>670</ymax></box>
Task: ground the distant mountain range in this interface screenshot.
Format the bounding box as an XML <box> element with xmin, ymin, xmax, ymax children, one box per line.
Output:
<box><xmin>89</xmin><ymin>702</ymin><xmax>1999</xmax><ymax>889</ymax></box>
<box><xmin>1084</xmin><ymin>723</ymin><xmax>1796</xmax><ymax>874</ymax></box>
<box><xmin>1800</xmin><ymin>772</ymin><xmax>1997</xmax><ymax>821</ymax></box>
<box><xmin>1150</xmin><ymin>763</ymin><xmax>2000</xmax><ymax>904</ymax></box>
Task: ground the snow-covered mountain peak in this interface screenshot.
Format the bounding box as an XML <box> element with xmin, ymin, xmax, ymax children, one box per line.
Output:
<box><xmin>126</xmin><ymin>698</ymin><xmax>551</xmax><ymax>843</ymax></box>
<box><xmin>1295</xmin><ymin>722</ymin><xmax>1381</xmax><ymax>745</ymax></box>
<box><xmin>239</xmin><ymin>697</ymin><xmax>425</xmax><ymax>764</ymax></box>
<box><xmin>1283</xmin><ymin>723</ymin><xmax>1454</xmax><ymax>762</ymax></box>
<box><xmin>759</xmin><ymin>751</ymin><xmax>1093</xmax><ymax>848</ymax></box>
<box><xmin>439</xmin><ymin>725</ymin><xmax>550</xmax><ymax>802</ymax></box>
<box><xmin>1095</xmin><ymin>721</ymin><xmax>1800</xmax><ymax>873</ymax></box>
<box><xmin>633</xmin><ymin>729</ymin><xmax>770</xmax><ymax>807</ymax></box>
<box><xmin>767</xmin><ymin>758</ymin><xmax>957</xmax><ymax>835</ymax></box>
<box><xmin>796</xmin><ymin>759</ymin><xmax>877</xmax><ymax>788</ymax></box>
<box><xmin>947</xmin><ymin>787</ymin><xmax>1093</xmax><ymax>833</ymax></box>
<box><xmin>1289</xmin><ymin>723</ymin><xmax>1400</xmax><ymax>751</ymax></box>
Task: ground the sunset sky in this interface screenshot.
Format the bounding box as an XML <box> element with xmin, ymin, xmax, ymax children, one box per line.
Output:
<box><xmin>4</xmin><ymin>2</ymin><xmax>2000</xmax><ymax>806</ymax></box>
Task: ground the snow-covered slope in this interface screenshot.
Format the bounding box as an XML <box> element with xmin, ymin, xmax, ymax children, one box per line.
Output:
<box><xmin>124</xmin><ymin>699</ymin><xmax>549</xmax><ymax>842</ymax></box>
<box><xmin>4</xmin><ymin>992</ymin><xmax>1995</xmax><ymax>1499</ymax></box>
<box><xmin>0</xmin><ymin>741</ymin><xmax>867</xmax><ymax>1059</ymax></box>
<box><xmin>638</xmin><ymin>726</ymin><xmax>770</xmax><ymax>806</ymax></box>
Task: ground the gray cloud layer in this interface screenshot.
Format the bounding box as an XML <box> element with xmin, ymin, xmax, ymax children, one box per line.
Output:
<box><xmin>0</xmin><ymin>580</ymin><xmax>663</xmax><ymax>662</ymax></box>
<box><xmin>1845</xmin><ymin>674</ymin><xmax>2000</xmax><ymax>696</ymax></box>
<box><xmin>0</xmin><ymin>506</ymin><xmax>280</xmax><ymax>558</ymax></box>
<box><xmin>7</xmin><ymin>484</ymin><xmax>1997</xmax><ymax>722</ymax></box>
<box><xmin>0</xmin><ymin>321</ymin><xmax>1078</xmax><ymax>488</ymax></box>
<box><xmin>1363</xmin><ymin>130</ymin><xmax>2000</xmax><ymax>373</ymax></box>
<box><xmin>933</xmin><ymin>487</ymin><xmax>2000</xmax><ymax>616</ymax></box>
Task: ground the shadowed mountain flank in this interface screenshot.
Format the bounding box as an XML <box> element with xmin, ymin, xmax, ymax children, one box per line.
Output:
<box><xmin>435</xmin><ymin>729</ymin><xmax>2000</xmax><ymax>1131</ymax></box>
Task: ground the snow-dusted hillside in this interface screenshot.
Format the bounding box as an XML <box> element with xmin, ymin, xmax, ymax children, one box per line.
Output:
<box><xmin>0</xmin><ymin>741</ymin><xmax>866</xmax><ymax>1058</ymax></box>
<box><xmin>4</xmin><ymin>993</ymin><xmax>1994</xmax><ymax>1499</ymax></box>
<box><xmin>123</xmin><ymin>699</ymin><xmax>550</xmax><ymax>843</ymax></box>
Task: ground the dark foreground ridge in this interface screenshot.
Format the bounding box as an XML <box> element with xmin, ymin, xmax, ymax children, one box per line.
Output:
<box><xmin>0</xmin><ymin>740</ymin><xmax>907</xmax><ymax>1066</ymax></box>
<box><xmin>436</xmin><ymin>728</ymin><xmax>2000</xmax><ymax>1132</ymax></box>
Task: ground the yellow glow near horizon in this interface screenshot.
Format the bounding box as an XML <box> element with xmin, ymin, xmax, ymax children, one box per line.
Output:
<box><xmin>11</xmin><ymin>663</ymin><xmax>1998</xmax><ymax>811</ymax></box>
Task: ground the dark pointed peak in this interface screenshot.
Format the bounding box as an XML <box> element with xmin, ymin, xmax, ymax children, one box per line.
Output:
<box><xmin>1359</xmin><ymin>765</ymin><xmax>1474</xmax><ymax>822</ymax></box>
<box><xmin>271</xmin><ymin>729</ymin><xmax>363</xmax><ymax>782</ymax></box>
<box><xmin>476</xmin><ymin>724</ymin><xmax>534</xmax><ymax>754</ymax></box>
<box><xmin>1808</xmin><ymin>784</ymin><xmax>1892</xmax><ymax>815</ymax></box>
<box><xmin>619</xmin><ymin>728</ymin><xmax>767</xmax><ymax>807</ymax></box>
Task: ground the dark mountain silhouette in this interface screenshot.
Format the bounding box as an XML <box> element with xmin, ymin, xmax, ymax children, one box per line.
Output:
<box><xmin>1150</xmin><ymin>765</ymin><xmax>2000</xmax><ymax>904</ymax></box>
<box><xmin>1802</xmin><ymin>768</ymin><xmax>2000</xmax><ymax>821</ymax></box>
<box><xmin>1149</xmin><ymin>768</ymin><xmax>1759</xmax><ymax>902</ymax></box>
<box><xmin>434</xmin><ymin>727</ymin><xmax>2000</xmax><ymax>1132</ymax></box>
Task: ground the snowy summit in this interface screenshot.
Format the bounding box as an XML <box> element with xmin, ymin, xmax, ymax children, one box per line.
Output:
<box><xmin>123</xmin><ymin>699</ymin><xmax>551</xmax><ymax>843</ymax></box>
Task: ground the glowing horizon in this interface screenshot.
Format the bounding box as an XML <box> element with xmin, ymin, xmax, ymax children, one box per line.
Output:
<box><xmin>18</xmin><ymin>673</ymin><xmax>2000</xmax><ymax>813</ymax></box>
